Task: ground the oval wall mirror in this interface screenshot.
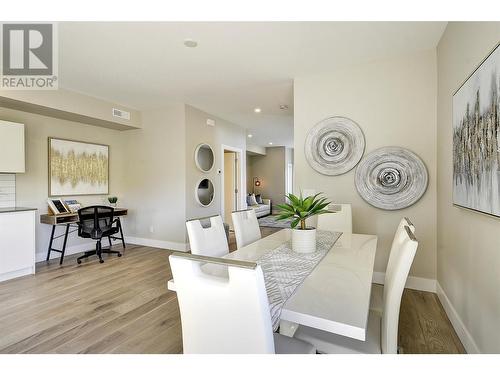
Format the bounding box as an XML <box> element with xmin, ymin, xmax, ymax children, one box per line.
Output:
<box><xmin>195</xmin><ymin>143</ymin><xmax>215</xmax><ymax>173</ymax></box>
<box><xmin>196</xmin><ymin>178</ymin><xmax>215</xmax><ymax>207</ymax></box>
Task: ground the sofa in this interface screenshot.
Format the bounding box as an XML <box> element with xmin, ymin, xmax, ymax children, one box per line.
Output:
<box><xmin>247</xmin><ymin>196</ymin><xmax>271</xmax><ymax>218</ymax></box>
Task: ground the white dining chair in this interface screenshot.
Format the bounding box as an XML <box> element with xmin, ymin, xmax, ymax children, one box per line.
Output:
<box><xmin>317</xmin><ymin>203</ymin><xmax>352</xmax><ymax>233</ymax></box>
<box><xmin>169</xmin><ymin>252</ymin><xmax>316</xmax><ymax>354</ymax></box>
<box><xmin>370</xmin><ymin>217</ymin><xmax>415</xmax><ymax>314</ymax></box>
<box><xmin>232</xmin><ymin>209</ymin><xmax>262</xmax><ymax>249</ymax></box>
<box><xmin>294</xmin><ymin>226</ymin><xmax>418</xmax><ymax>354</ymax></box>
<box><xmin>186</xmin><ymin>215</ymin><xmax>229</xmax><ymax>257</ymax></box>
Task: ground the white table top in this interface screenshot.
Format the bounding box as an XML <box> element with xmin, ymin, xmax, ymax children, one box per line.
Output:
<box><xmin>226</xmin><ymin>229</ymin><xmax>378</xmax><ymax>341</ymax></box>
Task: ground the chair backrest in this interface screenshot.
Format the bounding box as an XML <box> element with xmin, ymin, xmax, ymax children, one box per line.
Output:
<box><xmin>186</xmin><ymin>215</ymin><xmax>229</xmax><ymax>257</ymax></box>
<box><xmin>231</xmin><ymin>209</ymin><xmax>262</xmax><ymax>249</ymax></box>
<box><xmin>381</xmin><ymin>226</ymin><xmax>418</xmax><ymax>354</ymax></box>
<box><xmin>384</xmin><ymin>217</ymin><xmax>415</xmax><ymax>286</ymax></box>
<box><xmin>317</xmin><ymin>203</ymin><xmax>352</xmax><ymax>233</ymax></box>
<box><xmin>169</xmin><ymin>253</ymin><xmax>275</xmax><ymax>354</ymax></box>
<box><xmin>78</xmin><ymin>206</ymin><xmax>114</xmax><ymax>240</ymax></box>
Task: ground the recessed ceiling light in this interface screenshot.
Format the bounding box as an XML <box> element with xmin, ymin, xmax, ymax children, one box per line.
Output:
<box><xmin>269</xmin><ymin>142</ymin><xmax>273</xmax><ymax>145</ymax></box>
<box><xmin>184</xmin><ymin>39</ymin><xmax>198</xmax><ymax>48</ymax></box>
<box><xmin>254</xmin><ymin>108</ymin><xmax>261</xmax><ymax>113</ymax></box>
<box><xmin>247</xmin><ymin>134</ymin><xmax>253</xmax><ymax>138</ymax></box>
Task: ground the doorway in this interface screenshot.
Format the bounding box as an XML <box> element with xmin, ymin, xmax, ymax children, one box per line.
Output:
<box><xmin>221</xmin><ymin>145</ymin><xmax>244</xmax><ymax>229</ymax></box>
<box><xmin>224</xmin><ymin>151</ymin><xmax>237</xmax><ymax>226</ymax></box>
<box><xmin>286</xmin><ymin>162</ymin><xmax>294</xmax><ymax>202</ymax></box>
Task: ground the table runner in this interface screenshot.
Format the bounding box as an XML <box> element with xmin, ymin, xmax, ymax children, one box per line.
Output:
<box><xmin>257</xmin><ymin>230</ymin><xmax>342</xmax><ymax>331</ymax></box>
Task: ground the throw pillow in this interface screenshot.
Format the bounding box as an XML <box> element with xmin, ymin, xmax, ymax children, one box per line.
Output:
<box><xmin>247</xmin><ymin>193</ymin><xmax>258</xmax><ymax>206</ymax></box>
<box><xmin>255</xmin><ymin>194</ymin><xmax>263</xmax><ymax>204</ymax></box>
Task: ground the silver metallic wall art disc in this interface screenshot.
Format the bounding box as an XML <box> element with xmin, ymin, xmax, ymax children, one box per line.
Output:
<box><xmin>355</xmin><ymin>147</ymin><xmax>428</xmax><ymax>210</ymax></box>
<box><xmin>305</xmin><ymin>116</ymin><xmax>365</xmax><ymax>176</ymax></box>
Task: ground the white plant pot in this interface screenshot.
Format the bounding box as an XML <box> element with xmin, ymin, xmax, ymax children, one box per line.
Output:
<box><xmin>292</xmin><ymin>228</ymin><xmax>317</xmax><ymax>254</ymax></box>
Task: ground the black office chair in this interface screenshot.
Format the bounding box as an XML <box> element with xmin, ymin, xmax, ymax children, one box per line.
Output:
<box><xmin>76</xmin><ymin>206</ymin><xmax>123</xmax><ymax>264</ymax></box>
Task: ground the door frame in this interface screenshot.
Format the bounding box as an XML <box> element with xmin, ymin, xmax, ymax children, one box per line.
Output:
<box><xmin>220</xmin><ymin>144</ymin><xmax>245</xmax><ymax>220</ymax></box>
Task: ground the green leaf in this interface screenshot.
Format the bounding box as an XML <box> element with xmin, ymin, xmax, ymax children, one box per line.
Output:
<box><xmin>308</xmin><ymin>196</ymin><xmax>325</xmax><ymax>211</ymax></box>
<box><xmin>287</xmin><ymin>193</ymin><xmax>300</xmax><ymax>206</ymax></box>
<box><xmin>302</xmin><ymin>196</ymin><xmax>315</xmax><ymax>211</ymax></box>
<box><xmin>276</xmin><ymin>213</ymin><xmax>294</xmax><ymax>221</ymax></box>
<box><xmin>291</xmin><ymin>217</ymin><xmax>300</xmax><ymax>228</ymax></box>
<box><xmin>310</xmin><ymin>202</ymin><xmax>330</xmax><ymax>214</ymax></box>
<box><xmin>280</xmin><ymin>192</ymin><xmax>332</xmax><ymax>224</ymax></box>
<box><xmin>276</xmin><ymin>203</ymin><xmax>294</xmax><ymax>212</ymax></box>
<box><xmin>315</xmin><ymin>209</ymin><xmax>332</xmax><ymax>216</ymax></box>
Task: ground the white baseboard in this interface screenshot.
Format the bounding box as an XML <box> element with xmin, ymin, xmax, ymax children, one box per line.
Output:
<box><xmin>0</xmin><ymin>266</ymin><xmax>35</xmax><ymax>282</ymax></box>
<box><xmin>436</xmin><ymin>282</ymin><xmax>480</xmax><ymax>354</ymax></box>
<box><xmin>125</xmin><ymin>236</ymin><xmax>188</xmax><ymax>252</ymax></box>
<box><xmin>35</xmin><ymin>242</ymin><xmax>96</xmax><ymax>263</ymax></box>
<box><xmin>372</xmin><ymin>271</ymin><xmax>437</xmax><ymax>293</ymax></box>
<box><xmin>35</xmin><ymin>237</ymin><xmax>188</xmax><ymax>263</ymax></box>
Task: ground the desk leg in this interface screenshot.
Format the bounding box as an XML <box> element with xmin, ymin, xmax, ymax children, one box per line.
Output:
<box><xmin>59</xmin><ymin>224</ymin><xmax>70</xmax><ymax>265</ymax></box>
<box><xmin>118</xmin><ymin>218</ymin><xmax>126</xmax><ymax>249</ymax></box>
<box><xmin>46</xmin><ymin>225</ymin><xmax>56</xmax><ymax>261</ymax></box>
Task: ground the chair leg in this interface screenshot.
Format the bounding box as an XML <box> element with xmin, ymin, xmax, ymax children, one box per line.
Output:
<box><xmin>102</xmin><ymin>240</ymin><xmax>123</xmax><ymax>258</ymax></box>
<box><xmin>96</xmin><ymin>241</ymin><xmax>104</xmax><ymax>263</ymax></box>
<box><xmin>103</xmin><ymin>233</ymin><xmax>123</xmax><ymax>258</ymax></box>
<box><xmin>76</xmin><ymin>250</ymin><xmax>97</xmax><ymax>264</ymax></box>
<box><xmin>102</xmin><ymin>249</ymin><xmax>122</xmax><ymax>257</ymax></box>
<box><xmin>75</xmin><ymin>239</ymin><xmax>122</xmax><ymax>265</ymax></box>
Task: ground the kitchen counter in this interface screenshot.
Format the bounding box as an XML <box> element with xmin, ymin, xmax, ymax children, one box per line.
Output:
<box><xmin>0</xmin><ymin>208</ymin><xmax>37</xmax><ymax>282</ymax></box>
<box><xmin>0</xmin><ymin>207</ymin><xmax>38</xmax><ymax>213</ymax></box>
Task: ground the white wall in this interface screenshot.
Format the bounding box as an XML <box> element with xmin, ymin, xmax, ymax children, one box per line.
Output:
<box><xmin>121</xmin><ymin>105</ymin><xmax>187</xmax><ymax>249</ymax></box>
<box><xmin>0</xmin><ymin>88</ymin><xmax>141</xmax><ymax>130</ymax></box>
<box><xmin>1</xmin><ymin>100</ymin><xmax>247</xmax><ymax>256</ymax></box>
<box><xmin>294</xmin><ymin>50</ymin><xmax>438</xmax><ymax>280</ymax></box>
<box><xmin>0</xmin><ymin>106</ymin><xmax>127</xmax><ymax>258</ymax></box>
<box><xmin>185</xmin><ymin>105</ymin><xmax>247</xmax><ymax>221</ymax></box>
<box><xmin>285</xmin><ymin>147</ymin><xmax>294</xmax><ymax>197</ymax></box>
<box><xmin>437</xmin><ymin>22</ymin><xmax>500</xmax><ymax>353</ymax></box>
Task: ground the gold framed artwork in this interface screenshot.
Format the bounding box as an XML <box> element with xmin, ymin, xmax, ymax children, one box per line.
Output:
<box><xmin>48</xmin><ymin>137</ymin><xmax>109</xmax><ymax>196</ymax></box>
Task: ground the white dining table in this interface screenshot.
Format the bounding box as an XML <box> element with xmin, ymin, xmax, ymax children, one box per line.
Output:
<box><xmin>168</xmin><ymin>228</ymin><xmax>378</xmax><ymax>342</ymax></box>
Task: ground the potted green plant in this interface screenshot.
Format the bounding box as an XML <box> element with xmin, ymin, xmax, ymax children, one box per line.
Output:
<box><xmin>276</xmin><ymin>193</ymin><xmax>332</xmax><ymax>253</ymax></box>
<box><xmin>107</xmin><ymin>196</ymin><xmax>118</xmax><ymax>208</ymax></box>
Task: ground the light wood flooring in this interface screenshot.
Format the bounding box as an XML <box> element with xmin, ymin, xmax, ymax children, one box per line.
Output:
<box><xmin>0</xmin><ymin>227</ymin><xmax>465</xmax><ymax>354</ymax></box>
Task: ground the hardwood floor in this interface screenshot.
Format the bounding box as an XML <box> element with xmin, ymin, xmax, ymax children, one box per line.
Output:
<box><xmin>398</xmin><ymin>288</ymin><xmax>465</xmax><ymax>353</ymax></box>
<box><xmin>0</xmin><ymin>245</ymin><xmax>182</xmax><ymax>354</ymax></box>
<box><xmin>0</xmin><ymin>228</ymin><xmax>465</xmax><ymax>354</ymax></box>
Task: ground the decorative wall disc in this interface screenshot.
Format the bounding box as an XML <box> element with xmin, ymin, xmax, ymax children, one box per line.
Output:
<box><xmin>355</xmin><ymin>146</ymin><xmax>428</xmax><ymax>210</ymax></box>
<box><xmin>305</xmin><ymin>116</ymin><xmax>365</xmax><ymax>176</ymax></box>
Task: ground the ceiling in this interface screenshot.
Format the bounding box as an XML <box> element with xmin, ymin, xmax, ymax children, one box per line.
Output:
<box><xmin>58</xmin><ymin>22</ymin><xmax>447</xmax><ymax>147</ymax></box>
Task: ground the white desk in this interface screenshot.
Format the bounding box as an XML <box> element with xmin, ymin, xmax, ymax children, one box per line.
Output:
<box><xmin>168</xmin><ymin>229</ymin><xmax>377</xmax><ymax>341</ymax></box>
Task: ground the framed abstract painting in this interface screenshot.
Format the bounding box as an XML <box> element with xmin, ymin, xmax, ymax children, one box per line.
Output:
<box><xmin>453</xmin><ymin>42</ymin><xmax>500</xmax><ymax>217</ymax></box>
<box><xmin>48</xmin><ymin>137</ymin><xmax>109</xmax><ymax>196</ymax></box>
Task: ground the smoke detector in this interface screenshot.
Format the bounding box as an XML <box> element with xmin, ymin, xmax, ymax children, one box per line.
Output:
<box><xmin>184</xmin><ymin>39</ymin><xmax>198</xmax><ymax>48</ymax></box>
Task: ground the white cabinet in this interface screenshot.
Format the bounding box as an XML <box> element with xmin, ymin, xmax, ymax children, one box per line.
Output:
<box><xmin>0</xmin><ymin>209</ymin><xmax>36</xmax><ymax>282</ymax></box>
<box><xmin>0</xmin><ymin>120</ymin><xmax>25</xmax><ymax>173</ymax></box>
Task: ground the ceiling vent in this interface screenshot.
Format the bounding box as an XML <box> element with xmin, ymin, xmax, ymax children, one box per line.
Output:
<box><xmin>112</xmin><ymin>108</ymin><xmax>130</xmax><ymax>120</ymax></box>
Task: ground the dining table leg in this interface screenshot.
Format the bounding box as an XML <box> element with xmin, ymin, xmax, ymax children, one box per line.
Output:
<box><xmin>279</xmin><ymin>320</ymin><xmax>299</xmax><ymax>337</ymax></box>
